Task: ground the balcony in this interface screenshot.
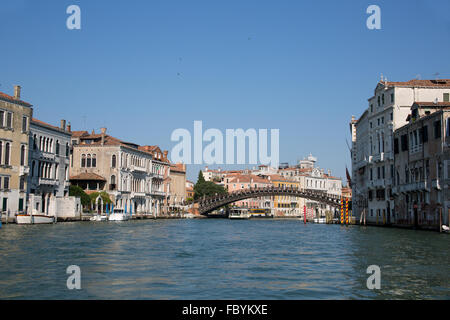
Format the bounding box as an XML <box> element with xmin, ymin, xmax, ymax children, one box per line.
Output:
<box><xmin>399</xmin><ymin>181</ymin><xmax>429</xmax><ymax>193</ymax></box>
<box><xmin>38</xmin><ymin>178</ymin><xmax>58</xmax><ymax>186</ymax></box>
<box><xmin>131</xmin><ymin>191</ymin><xmax>146</xmax><ymax>198</ymax></box>
<box><xmin>131</xmin><ymin>165</ymin><xmax>147</xmax><ymax>173</ymax></box>
<box><xmin>370</xmin><ymin>179</ymin><xmax>385</xmax><ymax>188</ymax></box>
<box><xmin>410</xmin><ymin>144</ymin><xmax>423</xmax><ymax>155</ymax></box>
<box><xmin>20</xmin><ymin>166</ymin><xmax>30</xmax><ymax>176</ymax></box>
<box><xmin>355</xmin><ymin>158</ymin><xmax>368</xmax><ymax>169</ymax></box>
<box><xmin>151</xmin><ymin>190</ymin><xmax>165</xmax><ymax>197</ymax></box>
<box><xmin>37</xmin><ymin>151</ymin><xmax>55</xmax><ymax>160</ymax></box>
<box><xmin>152</xmin><ymin>173</ymin><xmax>164</xmax><ymax>180</ymax></box>
<box><xmin>372</xmin><ymin>152</ymin><xmax>386</xmax><ymax>163</ymax></box>
<box><xmin>432</xmin><ymin>179</ymin><xmax>441</xmax><ymax>190</ymax></box>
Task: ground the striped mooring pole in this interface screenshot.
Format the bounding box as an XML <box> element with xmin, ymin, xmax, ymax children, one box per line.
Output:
<box><xmin>340</xmin><ymin>198</ymin><xmax>344</xmax><ymax>224</ymax></box>
<box><xmin>345</xmin><ymin>198</ymin><xmax>349</xmax><ymax>225</ymax></box>
<box><xmin>303</xmin><ymin>205</ymin><xmax>306</xmax><ymax>224</ymax></box>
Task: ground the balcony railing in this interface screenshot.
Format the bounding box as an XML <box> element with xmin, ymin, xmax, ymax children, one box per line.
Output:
<box><xmin>131</xmin><ymin>191</ymin><xmax>146</xmax><ymax>198</ymax></box>
<box><xmin>399</xmin><ymin>181</ymin><xmax>429</xmax><ymax>193</ymax></box>
<box><xmin>151</xmin><ymin>190</ymin><xmax>165</xmax><ymax>196</ymax></box>
<box><xmin>131</xmin><ymin>165</ymin><xmax>147</xmax><ymax>173</ymax></box>
<box><xmin>38</xmin><ymin>178</ymin><xmax>58</xmax><ymax>186</ymax></box>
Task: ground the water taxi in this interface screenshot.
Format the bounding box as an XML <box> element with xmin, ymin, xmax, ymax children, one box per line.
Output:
<box><xmin>229</xmin><ymin>208</ymin><xmax>250</xmax><ymax>219</ymax></box>
<box><xmin>108</xmin><ymin>209</ymin><xmax>130</xmax><ymax>221</ymax></box>
<box><xmin>249</xmin><ymin>208</ymin><xmax>273</xmax><ymax>219</ymax></box>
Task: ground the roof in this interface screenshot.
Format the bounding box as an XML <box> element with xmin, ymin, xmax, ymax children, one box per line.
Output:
<box><xmin>412</xmin><ymin>101</ymin><xmax>450</xmax><ymax>107</ymax></box>
<box><xmin>0</xmin><ymin>91</ymin><xmax>32</xmax><ymax>107</ymax></box>
<box><xmin>70</xmin><ymin>172</ymin><xmax>106</xmax><ymax>181</ymax></box>
<box><xmin>170</xmin><ymin>163</ymin><xmax>186</xmax><ymax>173</ymax></box>
<box><xmin>71</xmin><ymin>130</ymin><xmax>89</xmax><ymax>138</ymax></box>
<box><xmin>31</xmin><ymin>118</ymin><xmax>71</xmax><ymax>135</ymax></box>
<box><xmin>227</xmin><ymin>174</ymin><xmax>271</xmax><ymax>184</ymax></box>
<box><xmin>382</xmin><ymin>79</ymin><xmax>450</xmax><ymax>88</ymax></box>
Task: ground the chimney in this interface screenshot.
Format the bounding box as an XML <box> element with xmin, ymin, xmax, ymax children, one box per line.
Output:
<box><xmin>163</xmin><ymin>150</ymin><xmax>168</xmax><ymax>159</ymax></box>
<box><xmin>100</xmin><ymin>127</ymin><xmax>106</xmax><ymax>145</ymax></box>
<box><xmin>14</xmin><ymin>85</ymin><xmax>21</xmax><ymax>100</ymax></box>
<box><xmin>67</xmin><ymin>122</ymin><xmax>71</xmax><ymax>132</ymax></box>
<box><xmin>60</xmin><ymin>119</ymin><xmax>66</xmax><ymax>130</ymax></box>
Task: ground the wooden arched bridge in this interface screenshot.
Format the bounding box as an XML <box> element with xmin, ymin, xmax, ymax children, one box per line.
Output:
<box><xmin>187</xmin><ymin>185</ymin><xmax>344</xmax><ymax>215</ymax></box>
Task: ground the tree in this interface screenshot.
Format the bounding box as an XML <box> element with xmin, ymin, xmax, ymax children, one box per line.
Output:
<box><xmin>89</xmin><ymin>191</ymin><xmax>112</xmax><ymax>204</ymax></box>
<box><xmin>69</xmin><ymin>185</ymin><xmax>90</xmax><ymax>206</ymax></box>
<box><xmin>194</xmin><ymin>170</ymin><xmax>227</xmax><ymax>200</ymax></box>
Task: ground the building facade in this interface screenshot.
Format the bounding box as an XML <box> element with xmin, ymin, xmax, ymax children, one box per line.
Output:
<box><xmin>70</xmin><ymin>129</ymin><xmax>168</xmax><ymax>215</ymax></box>
<box><xmin>27</xmin><ymin>118</ymin><xmax>72</xmax><ymax>214</ymax></box>
<box><xmin>392</xmin><ymin>102</ymin><xmax>450</xmax><ymax>230</ymax></box>
<box><xmin>0</xmin><ymin>86</ymin><xmax>33</xmax><ymax>215</ymax></box>
<box><xmin>351</xmin><ymin>78</ymin><xmax>450</xmax><ymax>225</ymax></box>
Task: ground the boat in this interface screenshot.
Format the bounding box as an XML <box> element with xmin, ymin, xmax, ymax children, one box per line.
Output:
<box><xmin>248</xmin><ymin>208</ymin><xmax>273</xmax><ymax>219</ymax></box>
<box><xmin>90</xmin><ymin>215</ymin><xmax>108</xmax><ymax>222</ymax></box>
<box><xmin>108</xmin><ymin>209</ymin><xmax>130</xmax><ymax>221</ymax></box>
<box><xmin>313</xmin><ymin>217</ymin><xmax>327</xmax><ymax>224</ymax></box>
<box><xmin>229</xmin><ymin>208</ymin><xmax>250</xmax><ymax>219</ymax></box>
<box><xmin>16</xmin><ymin>214</ymin><xmax>55</xmax><ymax>224</ymax></box>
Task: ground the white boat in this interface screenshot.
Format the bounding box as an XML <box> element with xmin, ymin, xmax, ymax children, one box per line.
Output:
<box><xmin>313</xmin><ymin>217</ymin><xmax>327</xmax><ymax>224</ymax></box>
<box><xmin>90</xmin><ymin>215</ymin><xmax>108</xmax><ymax>222</ymax></box>
<box><xmin>108</xmin><ymin>209</ymin><xmax>130</xmax><ymax>221</ymax></box>
<box><xmin>229</xmin><ymin>208</ymin><xmax>250</xmax><ymax>219</ymax></box>
<box><xmin>16</xmin><ymin>214</ymin><xmax>55</xmax><ymax>225</ymax></box>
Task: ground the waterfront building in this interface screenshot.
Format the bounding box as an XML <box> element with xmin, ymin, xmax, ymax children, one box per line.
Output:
<box><xmin>167</xmin><ymin>163</ymin><xmax>187</xmax><ymax>213</ymax></box>
<box><xmin>224</xmin><ymin>174</ymin><xmax>272</xmax><ymax>210</ymax></box>
<box><xmin>186</xmin><ymin>180</ymin><xmax>194</xmax><ymax>200</ymax></box>
<box><xmin>350</xmin><ymin>78</ymin><xmax>450</xmax><ymax>225</ymax></box>
<box><xmin>27</xmin><ymin>118</ymin><xmax>73</xmax><ymax>215</ymax></box>
<box><xmin>266</xmin><ymin>174</ymin><xmax>300</xmax><ymax>217</ymax></box>
<box><xmin>392</xmin><ymin>101</ymin><xmax>450</xmax><ymax>229</ymax></box>
<box><xmin>70</xmin><ymin>129</ymin><xmax>167</xmax><ymax>215</ymax></box>
<box><xmin>0</xmin><ymin>86</ymin><xmax>33</xmax><ymax>216</ymax></box>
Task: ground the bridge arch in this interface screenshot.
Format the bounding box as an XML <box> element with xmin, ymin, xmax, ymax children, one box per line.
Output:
<box><xmin>190</xmin><ymin>185</ymin><xmax>344</xmax><ymax>215</ymax></box>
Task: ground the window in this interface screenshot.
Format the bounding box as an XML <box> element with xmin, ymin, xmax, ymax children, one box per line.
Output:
<box><xmin>377</xmin><ymin>96</ymin><xmax>380</xmax><ymax>106</ymax></box>
<box><xmin>4</xmin><ymin>143</ymin><xmax>10</xmax><ymax>165</ymax></box>
<box><xmin>22</xmin><ymin>116</ymin><xmax>27</xmax><ymax>132</ymax></box>
<box><xmin>112</xmin><ymin>155</ymin><xmax>116</xmax><ymax>168</ymax></box>
<box><xmin>377</xmin><ymin>167</ymin><xmax>380</xmax><ymax>179</ymax></box>
<box><xmin>394</xmin><ymin>138</ymin><xmax>399</xmax><ymax>154</ymax></box>
<box><xmin>391</xmin><ymin>93</ymin><xmax>394</xmax><ymax>103</ymax></box>
<box><xmin>86</xmin><ymin>154</ymin><xmax>91</xmax><ymax>167</ymax></box>
<box><xmin>401</xmin><ymin>134</ymin><xmax>408</xmax><ymax>151</ymax></box>
<box><xmin>370</xmin><ymin>122</ymin><xmax>372</xmax><ymax>128</ymax></box>
<box><xmin>382</xmin><ymin>94</ymin><xmax>385</xmax><ymax>105</ymax></box>
<box><xmin>390</xmin><ymin>112</ymin><xmax>393</xmax><ymax>121</ymax></box>
<box><xmin>444</xmin><ymin>93</ymin><xmax>449</xmax><ymax>102</ymax></box>
<box><xmin>66</xmin><ymin>143</ymin><xmax>69</xmax><ymax>157</ymax></box>
<box><xmin>92</xmin><ymin>154</ymin><xmax>97</xmax><ymax>167</ymax></box>
<box><xmin>0</xmin><ymin>141</ymin><xmax>2</xmax><ymax>165</ymax></box>
<box><xmin>4</xmin><ymin>177</ymin><xmax>9</xmax><ymax>190</ymax></box>
<box><xmin>81</xmin><ymin>154</ymin><xmax>86</xmax><ymax>167</ymax></box>
<box><xmin>0</xmin><ymin>111</ymin><xmax>4</xmax><ymax>127</ymax></box>
<box><xmin>19</xmin><ymin>177</ymin><xmax>25</xmax><ymax>191</ymax></box>
<box><xmin>370</xmin><ymin>104</ymin><xmax>373</xmax><ymax>112</ymax></box>
<box><xmin>6</xmin><ymin>112</ymin><xmax>12</xmax><ymax>128</ymax></box>
<box><xmin>447</xmin><ymin>118</ymin><xmax>450</xmax><ymax>137</ymax></box>
<box><xmin>422</xmin><ymin>126</ymin><xmax>428</xmax><ymax>143</ymax></box>
<box><xmin>434</xmin><ymin>120</ymin><xmax>441</xmax><ymax>139</ymax></box>
<box><xmin>370</xmin><ymin>168</ymin><xmax>373</xmax><ymax>181</ymax></box>
<box><xmin>20</xmin><ymin>145</ymin><xmax>26</xmax><ymax>166</ymax></box>
<box><xmin>56</xmin><ymin>140</ymin><xmax>60</xmax><ymax>155</ymax></box>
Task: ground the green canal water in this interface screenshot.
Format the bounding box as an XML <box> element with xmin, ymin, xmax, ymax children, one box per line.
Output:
<box><xmin>0</xmin><ymin>220</ymin><xmax>448</xmax><ymax>299</ymax></box>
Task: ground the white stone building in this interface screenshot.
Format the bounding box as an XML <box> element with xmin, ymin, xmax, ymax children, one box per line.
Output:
<box><xmin>27</xmin><ymin>119</ymin><xmax>72</xmax><ymax>215</ymax></box>
<box><xmin>350</xmin><ymin>78</ymin><xmax>450</xmax><ymax>224</ymax></box>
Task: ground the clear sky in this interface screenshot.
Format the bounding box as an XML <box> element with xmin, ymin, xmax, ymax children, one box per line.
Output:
<box><xmin>1</xmin><ymin>0</ymin><xmax>449</xmax><ymax>182</ymax></box>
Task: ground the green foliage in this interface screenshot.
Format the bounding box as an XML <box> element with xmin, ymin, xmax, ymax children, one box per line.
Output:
<box><xmin>69</xmin><ymin>185</ymin><xmax>91</xmax><ymax>206</ymax></box>
<box><xmin>194</xmin><ymin>171</ymin><xmax>227</xmax><ymax>200</ymax></box>
<box><xmin>89</xmin><ymin>191</ymin><xmax>112</xmax><ymax>204</ymax></box>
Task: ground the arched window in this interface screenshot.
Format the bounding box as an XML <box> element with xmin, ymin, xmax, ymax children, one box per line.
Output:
<box><xmin>66</xmin><ymin>143</ymin><xmax>69</xmax><ymax>157</ymax></box>
<box><xmin>39</xmin><ymin>136</ymin><xmax>42</xmax><ymax>150</ymax></box>
<box><xmin>31</xmin><ymin>161</ymin><xmax>35</xmax><ymax>176</ymax></box>
<box><xmin>86</xmin><ymin>154</ymin><xmax>91</xmax><ymax>167</ymax></box>
<box><xmin>56</xmin><ymin>140</ymin><xmax>60</xmax><ymax>155</ymax></box>
<box><xmin>33</xmin><ymin>135</ymin><xmax>37</xmax><ymax>150</ymax></box>
<box><xmin>112</xmin><ymin>155</ymin><xmax>116</xmax><ymax>168</ymax></box>
<box><xmin>111</xmin><ymin>175</ymin><xmax>116</xmax><ymax>186</ymax></box>
<box><xmin>0</xmin><ymin>141</ymin><xmax>2</xmax><ymax>165</ymax></box>
<box><xmin>81</xmin><ymin>154</ymin><xmax>86</xmax><ymax>167</ymax></box>
<box><xmin>5</xmin><ymin>143</ymin><xmax>10</xmax><ymax>165</ymax></box>
<box><xmin>20</xmin><ymin>145</ymin><xmax>26</xmax><ymax>166</ymax></box>
<box><xmin>92</xmin><ymin>154</ymin><xmax>97</xmax><ymax>167</ymax></box>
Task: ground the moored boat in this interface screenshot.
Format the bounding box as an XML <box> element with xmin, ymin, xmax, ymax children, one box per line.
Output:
<box><xmin>16</xmin><ymin>214</ymin><xmax>55</xmax><ymax>225</ymax></box>
<box><xmin>90</xmin><ymin>215</ymin><xmax>108</xmax><ymax>222</ymax></box>
<box><xmin>229</xmin><ymin>208</ymin><xmax>250</xmax><ymax>219</ymax></box>
<box><xmin>108</xmin><ymin>209</ymin><xmax>130</xmax><ymax>221</ymax></box>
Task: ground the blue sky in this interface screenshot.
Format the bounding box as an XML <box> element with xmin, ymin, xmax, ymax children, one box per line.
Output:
<box><xmin>1</xmin><ymin>0</ymin><xmax>449</xmax><ymax>182</ymax></box>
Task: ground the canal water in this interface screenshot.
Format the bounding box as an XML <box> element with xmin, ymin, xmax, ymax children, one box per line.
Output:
<box><xmin>0</xmin><ymin>220</ymin><xmax>448</xmax><ymax>299</ymax></box>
